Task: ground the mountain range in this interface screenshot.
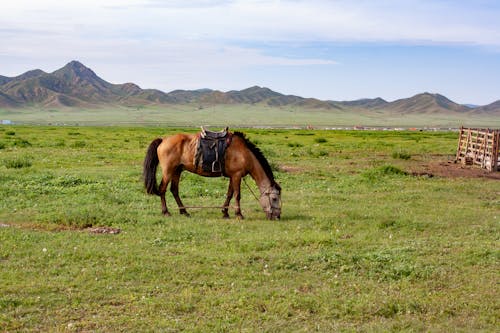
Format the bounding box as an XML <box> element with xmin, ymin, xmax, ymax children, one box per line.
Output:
<box><xmin>1</xmin><ymin>60</ymin><xmax>499</xmax><ymax>115</ymax></box>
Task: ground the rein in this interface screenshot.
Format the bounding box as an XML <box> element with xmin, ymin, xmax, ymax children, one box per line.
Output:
<box><xmin>176</xmin><ymin>177</ymin><xmax>263</xmax><ymax>211</ymax></box>
<box><xmin>243</xmin><ymin>177</ymin><xmax>262</xmax><ymax>203</ymax></box>
<box><xmin>176</xmin><ymin>204</ymin><xmax>233</xmax><ymax>210</ymax></box>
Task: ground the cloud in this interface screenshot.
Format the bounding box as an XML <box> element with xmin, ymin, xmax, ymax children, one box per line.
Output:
<box><xmin>139</xmin><ymin>0</ymin><xmax>234</xmax><ymax>8</ymax></box>
<box><xmin>0</xmin><ymin>1</ymin><xmax>340</xmax><ymax>76</ymax></box>
<box><xmin>3</xmin><ymin>0</ymin><xmax>500</xmax><ymax>46</ymax></box>
<box><xmin>122</xmin><ymin>0</ymin><xmax>500</xmax><ymax>46</ymax></box>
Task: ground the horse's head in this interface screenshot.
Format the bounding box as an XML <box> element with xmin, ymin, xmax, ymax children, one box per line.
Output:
<box><xmin>260</xmin><ymin>182</ymin><xmax>282</xmax><ymax>220</ymax></box>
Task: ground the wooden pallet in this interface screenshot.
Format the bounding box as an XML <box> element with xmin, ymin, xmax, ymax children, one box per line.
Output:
<box><xmin>455</xmin><ymin>127</ymin><xmax>500</xmax><ymax>171</ymax></box>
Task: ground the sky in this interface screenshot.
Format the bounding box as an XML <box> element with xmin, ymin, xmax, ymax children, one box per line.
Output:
<box><xmin>1</xmin><ymin>0</ymin><xmax>500</xmax><ymax>105</ymax></box>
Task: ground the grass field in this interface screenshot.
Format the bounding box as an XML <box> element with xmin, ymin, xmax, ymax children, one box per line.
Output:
<box><xmin>0</xmin><ymin>125</ymin><xmax>498</xmax><ymax>331</ymax></box>
<box><xmin>1</xmin><ymin>104</ymin><xmax>500</xmax><ymax>128</ymax></box>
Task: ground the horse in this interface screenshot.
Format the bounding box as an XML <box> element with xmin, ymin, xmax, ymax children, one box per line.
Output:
<box><xmin>143</xmin><ymin>129</ymin><xmax>281</xmax><ymax>220</ymax></box>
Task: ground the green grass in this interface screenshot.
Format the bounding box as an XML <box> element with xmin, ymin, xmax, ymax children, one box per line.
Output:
<box><xmin>0</xmin><ymin>126</ymin><xmax>498</xmax><ymax>331</ymax></box>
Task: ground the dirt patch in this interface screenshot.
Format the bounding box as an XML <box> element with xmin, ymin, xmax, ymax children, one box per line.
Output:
<box><xmin>280</xmin><ymin>165</ymin><xmax>306</xmax><ymax>173</ymax></box>
<box><xmin>0</xmin><ymin>222</ymin><xmax>122</xmax><ymax>234</ymax></box>
<box><xmin>87</xmin><ymin>226</ymin><xmax>121</xmax><ymax>234</ymax></box>
<box><xmin>409</xmin><ymin>160</ymin><xmax>500</xmax><ymax>180</ymax></box>
<box><xmin>2</xmin><ymin>222</ymin><xmax>76</xmax><ymax>232</ymax></box>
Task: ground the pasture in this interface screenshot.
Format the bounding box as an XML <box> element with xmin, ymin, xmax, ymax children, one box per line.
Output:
<box><xmin>2</xmin><ymin>104</ymin><xmax>500</xmax><ymax>128</ymax></box>
<box><xmin>0</xmin><ymin>126</ymin><xmax>498</xmax><ymax>331</ymax></box>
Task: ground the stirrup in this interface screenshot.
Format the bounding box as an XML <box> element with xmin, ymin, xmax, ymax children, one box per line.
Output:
<box><xmin>212</xmin><ymin>161</ymin><xmax>222</xmax><ymax>173</ymax></box>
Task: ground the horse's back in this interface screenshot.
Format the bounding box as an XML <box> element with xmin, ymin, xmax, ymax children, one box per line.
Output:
<box><xmin>162</xmin><ymin>133</ymin><xmax>194</xmax><ymax>145</ymax></box>
<box><xmin>157</xmin><ymin>133</ymin><xmax>197</xmax><ymax>168</ymax></box>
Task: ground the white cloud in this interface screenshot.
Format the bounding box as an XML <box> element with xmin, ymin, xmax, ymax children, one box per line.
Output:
<box><xmin>0</xmin><ymin>1</ymin><xmax>341</xmax><ymax>77</ymax></box>
<box><xmin>3</xmin><ymin>0</ymin><xmax>500</xmax><ymax>45</ymax></box>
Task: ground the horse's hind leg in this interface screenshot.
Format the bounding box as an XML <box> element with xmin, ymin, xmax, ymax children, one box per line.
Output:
<box><xmin>159</xmin><ymin>167</ymin><xmax>176</xmax><ymax>216</ymax></box>
<box><xmin>159</xmin><ymin>177</ymin><xmax>171</xmax><ymax>216</ymax></box>
<box><xmin>170</xmin><ymin>169</ymin><xmax>190</xmax><ymax>217</ymax></box>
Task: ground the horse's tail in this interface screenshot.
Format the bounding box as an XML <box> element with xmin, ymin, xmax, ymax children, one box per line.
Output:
<box><xmin>143</xmin><ymin>138</ymin><xmax>163</xmax><ymax>195</ymax></box>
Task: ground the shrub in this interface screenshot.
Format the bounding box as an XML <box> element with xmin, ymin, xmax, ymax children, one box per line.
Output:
<box><xmin>314</xmin><ymin>137</ymin><xmax>328</xmax><ymax>143</ymax></box>
<box><xmin>4</xmin><ymin>157</ymin><xmax>33</xmax><ymax>169</ymax></box>
<box><xmin>377</xmin><ymin>165</ymin><xmax>408</xmax><ymax>175</ymax></box>
<box><xmin>316</xmin><ymin>150</ymin><xmax>329</xmax><ymax>157</ymax></box>
<box><xmin>13</xmin><ymin>139</ymin><xmax>32</xmax><ymax>147</ymax></box>
<box><xmin>269</xmin><ymin>161</ymin><xmax>281</xmax><ymax>172</ymax></box>
<box><xmin>362</xmin><ymin>165</ymin><xmax>408</xmax><ymax>181</ymax></box>
<box><xmin>307</xmin><ymin>148</ymin><xmax>329</xmax><ymax>158</ymax></box>
<box><xmin>53</xmin><ymin>139</ymin><xmax>66</xmax><ymax>147</ymax></box>
<box><xmin>71</xmin><ymin>140</ymin><xmax>86</xmax><ymax>148</ymax></box>
<box><xmin>392</xmin><ymin>151</ymin><xmax>411</xmax><ymax>160</ymax></box>
<box><xmin>287</xmin><ymin>142</ymin><xmax>303</xmax><ymax>148</ymax></box>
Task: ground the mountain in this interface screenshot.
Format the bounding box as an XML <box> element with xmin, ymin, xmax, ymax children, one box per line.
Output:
<box><xmin>0</xmin><ymin>61</ymin><xmax>174</xmax><ymax>108</ymax></box>
<box><xmin>0</xmin><ymin>91</ymin><xmax>18</xmax><ymax>107</ymax></box>
<box><xmin>0</xmin><ymin>61</ymin><xmax>498</xmax><ymax>116</ymax></box>
<box><xmin>0</xmin><ymin>62</ymin><xmax>333</xmax><ymax>109</ymax></box>
<box><xmin>463</xmin><ymin>104</ymin><xmax>480</xmax><ymax>109</ymax></box>
<box><xmin>379</xmin><ymin>93</ymin><xmax>470</xmax><ymax>114</ymax></box>
<box><xmin>16</xmin><ymin>69</ymin><xmax>47</xmax><ymax>80</ymax></box>
<box><xmin>473</xmin><ymin>100</ymin><xmax>500</xmax><ymax>114</ymax></box>
<box><xmin>228</xmin><ymin>86</ymin><xmax>282</xmax><ymax>103</ymax></box>
<box><xmin>338</xmin><ymin>97</ymin><xmax>388</xmax><ymax>109</ymax></box>
<box><xmin>195</xmin><ymin>86</ymin><xmax>339</xmax><ymax>109</ymax></box>
<box><xmin>166</xmin><ymin>89</ymin><xmax>213</xmax><ymax>103</ymax></box>
<box><xmin>0</xmin><ymin>75</ymin><xmax>11</xmax><ymax>85</ymax></box>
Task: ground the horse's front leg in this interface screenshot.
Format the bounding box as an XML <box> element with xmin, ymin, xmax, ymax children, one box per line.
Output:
<box><xmin>170</xmin><ymin>169</ymin><xmax>190</xmax><ymax>217</ymax></box>
<box><xmin>222</xmin><ymin>181</ymin><xmax>234</xmax><ymax>219</ymax></box>
<box><xmin>232</xmin><ymin>176</ymin><xmax>244</xmax><ymax>219</ymax></box>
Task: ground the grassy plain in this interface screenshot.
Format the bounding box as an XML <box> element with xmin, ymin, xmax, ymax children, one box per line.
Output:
<box><xmin>0</xmin><ymin>126</ymin><xmax>498</xmax><ymax>331</ymax></box>
<box><xmin>1</xmin><ymin>104</ymin><xmax>500</xmax><ymax>128</ymax></box>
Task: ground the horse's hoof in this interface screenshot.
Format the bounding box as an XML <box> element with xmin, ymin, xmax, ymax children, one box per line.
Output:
<box><xmin>222</xmin><ymin>214</ymin><xmax>230</xmax><ymax>219</ymax></box>
<box><xmin>181</xmin><ymin>211</ymin><xmax>191</xmax><ymax>217</ymax></box>
<box><xmin>236</xmin><ymin>214</ymin><xmax>245</xmax><ymax>220</ymax></box>
<box><xmin>162</xmin><ymin>211</ymin><xmax>172</xmax><ymax>217</ymax></box>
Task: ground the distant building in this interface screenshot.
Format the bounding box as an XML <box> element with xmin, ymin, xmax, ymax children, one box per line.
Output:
<box><xmin>1</xmin><ymin>120</ymin><xmax>12</xmax><ymax>125</ymax></box>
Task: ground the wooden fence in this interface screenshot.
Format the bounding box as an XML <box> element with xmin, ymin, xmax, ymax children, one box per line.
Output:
<box><xmin>455</xmin><ymin>127</ymin><xmax>500</xmax><ymax>171</ymax></box>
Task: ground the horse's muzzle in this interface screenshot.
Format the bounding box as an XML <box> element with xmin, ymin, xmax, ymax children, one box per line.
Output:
<box><xmin>266</xmin><ymin>209</ymin><xmax>281</xmax><ymax>220</ymax></box>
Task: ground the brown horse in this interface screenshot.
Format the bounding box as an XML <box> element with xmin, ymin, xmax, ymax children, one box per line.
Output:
<box><xmin>143</xmin><ymin>130</ymin><xmax>281</xmax><ymax>220</ymax></box>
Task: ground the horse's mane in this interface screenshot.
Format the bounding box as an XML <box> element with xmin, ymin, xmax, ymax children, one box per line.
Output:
<box><xmin>233</xmin><ymin>131</ymin><xmax>278</xmax><ymax>186</ymax></box>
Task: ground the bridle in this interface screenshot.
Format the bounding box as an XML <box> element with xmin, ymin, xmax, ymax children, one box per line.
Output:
<box><xmin>243</xmin><ymin>178</ymin><xmax>282</xmax><ymax>218</ymax></box>
<box><xmin>260</xmin><ymin>185</ymin><xmax>282</xmax><ymax>217</ymax></box>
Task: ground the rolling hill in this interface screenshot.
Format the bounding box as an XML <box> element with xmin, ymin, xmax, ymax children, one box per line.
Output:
<box><xmin>1</xmin><ymin>60</ymin><xmax>499</xmax><ymax>117</ymax></box>
<box><xmin>338</xmin><ymin>97</ymin><xmax>388</xmax><ymax>109</ymax></box>
<box><xmin>379</xmin><ymin>93</ymin><xmax>471</xmax><ymax>114</ymax></box>
<box><xmin>472</xmin><ymin>100</ymin><xmax>500</xmax><ymax>114</ymax></box>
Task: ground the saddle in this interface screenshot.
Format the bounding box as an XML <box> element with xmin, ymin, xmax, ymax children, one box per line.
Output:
<box><xmin>195</xmin><ymin>126</ymin><xmax>231</xmax><ymax>174</ymax></box>
<box><xmin>201</xmin><ymin>126</ymin><xmax>228</xmax><ymax>139</ymax></box>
